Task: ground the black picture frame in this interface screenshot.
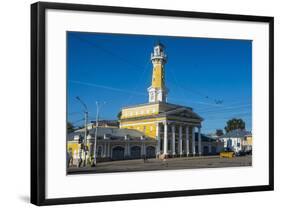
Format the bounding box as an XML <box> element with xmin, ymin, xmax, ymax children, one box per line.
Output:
<box><xmin>31</xmin><ymin>2</ymin><xmax>274</xmax><ymax>206</ymax></box>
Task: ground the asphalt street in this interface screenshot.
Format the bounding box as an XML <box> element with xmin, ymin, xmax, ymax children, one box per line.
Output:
<box><xmin>67</xmin><ymin>155</ymin><xmax>252</xmax><ymax>174</ymax></box>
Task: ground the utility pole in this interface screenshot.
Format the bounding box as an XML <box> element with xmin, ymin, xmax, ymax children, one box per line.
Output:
<box><xmin>92</xmin><ymin>101</ymin><xmax>106</xmax><ymax>167</ymax></box>
<box><xmin>92</xmin><ymin>101</ymin><xmax>99</xmax><ymax>167</ymax></box>
<box><xmin>76</xmin><ymin>96</ymin><xmax>88</xmax><ymax>167</ymax></box>
<box><xmin>83</xmin><ymin>110</ymin><xmax>88</xmax><ymax>167</ymax></box>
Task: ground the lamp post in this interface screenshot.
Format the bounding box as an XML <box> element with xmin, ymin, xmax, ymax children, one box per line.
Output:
<box><xmin>92</xmin><ymin>101</ymin><xmax>106</xmax><ymax>167</ymax></box>
<box><xmin>76</xmin><ymin>96</ymin><xmax>88</xmax><ymax>167</ymax></box>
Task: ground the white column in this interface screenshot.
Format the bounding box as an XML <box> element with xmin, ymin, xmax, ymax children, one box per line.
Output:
<box><xmin>125</xmin><ymin>142</ymin><xmax>128</xmax><ymax>157</ymax></box>
<box><xmin>179</xmin><ymin>125</ymin><xmax>183</xmax><ymax>156</ymax></box>
<box><xmin>192</xmin><ymin>127</ymin><xmax>196</xmax><ymax>156</ymax></box>
<box><xmin>141</xmin><ymin>137</ymin><xmax>145</xmax><ymax>156</ymax></box>
<box><xmin>209</xmin><ymin>144</ymin><xmax>212</xmax><ymax>153</ymax></box>
<box><xmin>198</xmin><ymin>127</ymin><xmax>202</xmax><ymax>156</ymax></box>
<box><xmin>127</xmin><ymin>143</ymin><xmax>131</xmax><ymax>157</ymax></box>
<box><xmin>156</xmin><ymin>122</ymin><xmax>161</xmax><ymax>155</ymax></box>
<box><xmin>185</xmin><ymin>126</ymin><xmax>189</xmax><ymax>156</ymax></box>
<box><xmin>141</xmin><ymin>143</ymin><xmax>146</xmax><ymax>156</ymax></box>
<box><xmin>107</xmin><ymin>142</ymin><xmax>110</xmax><ymax>157</ymax></box>
<box><xmin>108</xmin><ymin>143</ymin><xmax>111</xmax><ymax>158</ymax></box>
<box><xmin>172</xmin><ymin>125</ymin><xmax>176</xmax><ymax>156</ymax></box>
<box><xmin>163</xmin><ymin>122</ymin><xmax>168</xmax><ymax>156</ymax></box>
<box><xmin>103</xmin><ymin>143</ymin><xmax>107</xmax><ymax>157</ymax></box>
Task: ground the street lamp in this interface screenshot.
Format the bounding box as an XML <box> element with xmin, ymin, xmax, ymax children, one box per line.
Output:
<box><xmin>76</xmin><ymin>96</ymin><xmax>88</xmax><ymax>167</ymax></box>
<box><xmin>92</xmin><ymin>101</ymin><xmax>106</xmax><ymax>167</ymax></box>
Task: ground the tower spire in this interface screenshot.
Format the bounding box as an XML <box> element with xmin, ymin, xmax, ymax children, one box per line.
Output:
<box><xmin>147</xmin><ymin>42</ymin><xmax>168</xmax><ymax>103</ymax></box>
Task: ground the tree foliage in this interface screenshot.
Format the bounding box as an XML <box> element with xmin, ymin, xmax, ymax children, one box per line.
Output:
<box><xmin>117</xmin><ymin>111</ymin><xmax>122</xmax><ymax>120</ymax></box>
<box><xmin>67</xmin><ymin>122</ymin><xmax>75</xmax><ymax>133</ymax></box>
<box><xmin>216</xmin><ymin>129</ymin><xmax>224</xmax><ymax>136</ymax></box>
<box><xmin>224</xmin><ymin>118</ymin><xmax>245</xmax><ymax>133</ymax></box>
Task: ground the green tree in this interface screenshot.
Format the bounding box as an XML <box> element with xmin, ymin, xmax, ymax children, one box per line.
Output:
<box><xmin>224</xmin><ymin>118</ymin><xmax>245</xmax><ymax>133</ymax></box>
<box><xmin>117</xmin><ymin>111</ymin><xmax>122</xmax><ymax>120</ymax></box>
<box><xmin>67</xmin><ymin>122</ymin><xmax>75</xmax><ymax>133</ymax></box>
<box><xmin>216</xmin><ymin>129</ymin><xmax>224</xmax><ymax>136</ymax></box>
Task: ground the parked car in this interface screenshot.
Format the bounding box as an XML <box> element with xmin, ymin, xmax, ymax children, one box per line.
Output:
<box><xmin>235</xmin><ymin>151</ymin><xmax>247</xmax><ymax>156</ymax></box>
<box><xmin>245</xmin><ymin>150</ymin><xmax>252</xmax><ymax>155</ymax></box>
<box><xmin>220</xmin><ymin>149</ymin><xmax>235</xmax><ymax>158</ymax></box>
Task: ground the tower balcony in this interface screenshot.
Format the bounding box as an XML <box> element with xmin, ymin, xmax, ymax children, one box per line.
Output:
<box><xmin>151</xmin><ymin>52</ymin><xmax>167</xmax><ymax>62</ymax></box>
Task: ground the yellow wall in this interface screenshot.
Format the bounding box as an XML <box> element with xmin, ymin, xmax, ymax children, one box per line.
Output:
<box><xmin>121</xmin><ymin>104</ymin><xmax>159</xmax><ymax>119</ymax></box>
<box><xmin>67</xmin><ymin>142</ymin><xmax>91</xmax><ymax>154</ymax></box>
<box><xmin>152</xmin><ymin>63</ymin><xmax>165</xmax><ymax>89</ymax></box>
<box><xmin>120</xmin><ymin>116</ymin><xmax>166</xmax><ymax>139</ymax></box>
<box><xmin>124</xmin><ymin>123</ymin><xmax>157</xmax><ymax>138</ymax></box>
<box><xmin>67</xmin><ymin>142</ymin><xmax>79</xmax><ymax>154</ymax></box>
<box><xmin>246</xmin><ymin>136</ymin><xmax>252</xmax><ymax>145</ymax></box>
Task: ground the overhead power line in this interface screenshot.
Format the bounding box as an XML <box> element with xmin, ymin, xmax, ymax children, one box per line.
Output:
<box><xmin>71</xmin><ymin>33</ymin><xmax>224</xmax><ymax>106</ymax></box>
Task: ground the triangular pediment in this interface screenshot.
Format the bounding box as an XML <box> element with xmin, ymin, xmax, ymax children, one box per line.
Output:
<box><xmin>160</xmin><ymin>107</ymin><xmax>203</xmax><ymax>121</ymax></box>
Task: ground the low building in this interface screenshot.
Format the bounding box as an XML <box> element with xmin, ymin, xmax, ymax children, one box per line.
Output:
<box><xmin>242</xmin><ymin>133</ymin><xmax>252</xmax><ymax>152</ymax></box>
<box><xmin>219</xmin><ymin>129</ymin><xmax>252</xmax><ymax>153</ymax></box>
<box><xmin>89</xmin><ymin>120</ymin><xmax>119</xmax><ymax>128</ymax></box>
<box><xmin>67</xmin><ymin>127</ymin><xmax>156</xmax><ymax>166</ymax></box>
<box><xmin>197</xmin><ymin>134</ymin><xmax>224</xmax><ymax>155</ymax></box>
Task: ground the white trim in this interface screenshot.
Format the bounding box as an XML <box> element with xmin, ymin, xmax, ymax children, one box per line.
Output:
<box><xmin>120</xmin><ymin>121</ymin><xmax>163</xmax><ymax>127</ymax></box>
<box><xmin>120</xmin><ymin>120</ymin><xmax>199</xmax><ymax>127</ymax></box>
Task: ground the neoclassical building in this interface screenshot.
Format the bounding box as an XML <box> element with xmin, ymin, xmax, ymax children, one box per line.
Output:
<box><xmin>67</xmin><ymin>43</ymin><xmax>221</xmax><ymax>164</ymax></box>
<box><xmin>120</xmin><ymin>43</ymin><xmax>203</xmax><ymax>158</ymax></box>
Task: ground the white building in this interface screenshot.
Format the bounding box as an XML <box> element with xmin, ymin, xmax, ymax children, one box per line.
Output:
<box><xmin>219</xmin><ymin>129</ymin><xmax>252</xmax><ymax>153</ymax></box>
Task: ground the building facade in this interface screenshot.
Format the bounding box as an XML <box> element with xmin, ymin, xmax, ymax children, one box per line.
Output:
<box><xmin>220</xmin><ymin>129</ymin><xmax>252</xmax><ymax>153</ymax></box>
<box><xmin>120</xmin><ymin>43</ymin><xmax>204</xmax><ymax>158</ymax></box>
<box><xmin>67</xmin><ymin>126</ymin><xmax>223</xmax><ymax>167</ymax></box>
<box><xmin>67</xmin><ymin>42</ymin><xmax>223</xmax><ymax>164</ymax></box>
<box><xmin>67</xmin><ymin>126</ymin><xmax>157</xmax><ymax>166</ymax></box>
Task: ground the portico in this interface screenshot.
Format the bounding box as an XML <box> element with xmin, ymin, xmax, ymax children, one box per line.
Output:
<box><xmin>155</xmin><ymin>121</ymin><xmax>202</xmax><ymax>158</ymax></box>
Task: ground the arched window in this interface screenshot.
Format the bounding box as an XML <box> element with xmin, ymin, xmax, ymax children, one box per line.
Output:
<box><xmin>146</xmin><ymin>146</ymin><xmax>156</xmax><ymax>158</ymax></box>
<box><xmin>112</xmin><ymin>146</ymin><xmax>125</xmax><ymax>160</ymax></box>
<box><xmin>130</xmin><ymin>146</ymin><xmax>141</xmax><ymax>159</ymax></box>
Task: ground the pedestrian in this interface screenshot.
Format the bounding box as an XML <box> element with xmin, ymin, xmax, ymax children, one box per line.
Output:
<box><xmin>143</xmin><ymin>154</ymin><xmax>147</xmax><ymax>163</ymax></box>
<box><xmin>66</xmin><ymin>151</ymin><xmax>69</xmax><ymax>168</ymax></box>
<box><xmin>69</xmin><ymin>154</ymin><xmax>73</xmax><ymax>167</ymax></box>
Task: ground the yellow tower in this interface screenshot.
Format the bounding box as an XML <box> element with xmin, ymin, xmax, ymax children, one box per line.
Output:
<box><xmin>147</xmin><ymin>42</ymin><xmax>168</xmax><ymax>103</ymax></box>
<box><xmin>120</xmin><ymin>42</ymin><xmax>203</xmax><ymax>143</ymax></box>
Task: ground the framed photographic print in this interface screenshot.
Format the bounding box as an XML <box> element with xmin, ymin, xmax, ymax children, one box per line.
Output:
<box><xmin>31</xmin><ymin>2</ymin><xmax>274</xmax><ymax>206</ymax></box>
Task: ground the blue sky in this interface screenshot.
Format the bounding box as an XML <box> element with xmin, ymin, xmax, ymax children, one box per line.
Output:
<box><xmin>67</xmin><ymin>32</ymin><xmax>252</xmax><ymax>133</ymax></box>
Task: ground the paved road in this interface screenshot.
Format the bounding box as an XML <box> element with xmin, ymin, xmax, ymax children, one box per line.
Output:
<box><xmin>68</xmin><ymin>155</ymin><xmax>252</xmax><ymax>174</ymax></box>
